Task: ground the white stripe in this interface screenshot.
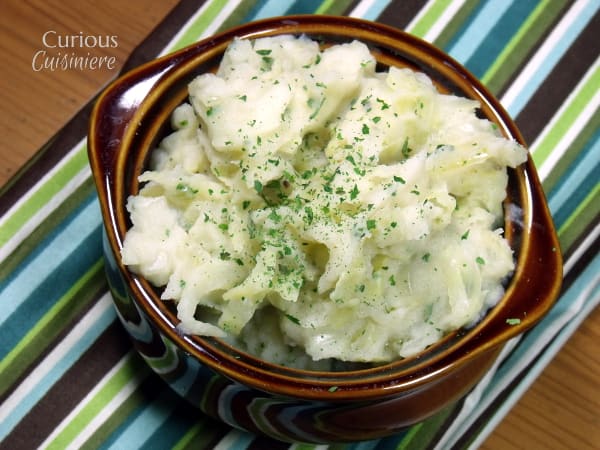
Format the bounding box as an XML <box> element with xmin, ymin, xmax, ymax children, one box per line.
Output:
<box><xmin>197</xmin><ymin>0</ymin><xmax>243</xmax><ymax>41</ymax></box>
<box><xmin>469</xmin><ymin>266</ymin><xmax>600</xmax><ymax>449</ymax></box>
<box><xmin>159</xmin><ymin>0</ymin><xmax>244</xmax><ymax>57</ymax></box>
<box><xmin>0</xmin><ymin>139</ymin><xmax>88</xmax><ymax>264</ymax></box>
<box><xmin>564</xmin><ymin>221</ymin><xmax>600</xmax><ymax>277</ymax></box>
<box><xmin>249</xmin><ymin>0</ymin><xmax>290</xmax><ymax>21</ymax></box>
<box><xmin>404</xmin><ymin>0</ymin><xmax>436</xmax><ymax>33</ymax></box>
<box><xmin>0</xmin><ymin>194</ymin><xmax>100</xmax><ymax>327</ymax></box>
<box><xmin>528</xmin><ymin>57</ymin><xmax>599</xmax><ymax>163</ymax></box>
<box><xmin>436</xmin><ymin>253</ymin><xmax>600</xmax><ymax>449</ymax></box>
<box><xmin>349</xmin><ymin>0</ymin><xmax>375</xmax><ymax>17</ymax></box>
<box><xmin>0</xmin><ymin>294</ymin><xmax>113</xmax><ymax>438</ymax></box>
<box><xmin>407</xmin><ymin>0</ymin><xmax>466</xmax><ymax>42</ymax></box>
<box><xmin>1</xmin><ymin>0</ymin><xmax>239</xmax><ymax>265</ymax></box>
<box><xmin>432</xmin><ymin>336</ymin><xmax>521</xmax><ymax>450</ymax></box>
<box><xmin>446</xmin><ymin>0</ymin><xmax>513</xmax><ymax>62</ymax></box>
<box><xmin>106</xmin><ymin>388</ymin><xmax>179</xmax><ymax>450</ymax></box>
<box><xmin>537</xmin><ymin>61</ymin><xmax>600</xmax><ymax>180</ymax></box>
<box><xmin>349</xmin><ymin>0</ymin><xmax>395</xmax><ymax>20</ymax></box>
<box><xmin>65</xmin><ymin>367</ymin><xmax>143</xmax><ymax>450</ymax></box>
<box><xmin>39</xmin><ymin>351</ymin><xmax>146</xmax><ymax>450</ymax></box>
<box><xmin>500</xmin><ymin>0</ymin><xmax>593</xmax><ymax>114</ymax></box>
<box><xmin>157</xmin><ymin>0</ymin><xmax>220</xmax><ymax>56</ymax></box>
<box><xmin>212</xmin><ymin>429</ymin><xmax>252</xmax><ymax>450</ymax></box>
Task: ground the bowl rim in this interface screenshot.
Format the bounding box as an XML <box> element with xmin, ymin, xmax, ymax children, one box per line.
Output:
<box><xmin>89</xmin><ymin>14</ymin><xmax>563</xmax><ymax>401</ymax></box>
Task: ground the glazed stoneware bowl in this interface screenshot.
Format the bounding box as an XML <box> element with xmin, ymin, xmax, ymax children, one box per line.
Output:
<box><xmin>88</xmin><ymin>15</ymin><xmax>562</xmax><ymax>443</ymax></box>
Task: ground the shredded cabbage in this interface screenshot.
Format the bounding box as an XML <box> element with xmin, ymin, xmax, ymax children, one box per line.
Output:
<box><xmin>121</xmin><ymin>35</ymin><xmax>527</xmax><ymax>365</ymax></box>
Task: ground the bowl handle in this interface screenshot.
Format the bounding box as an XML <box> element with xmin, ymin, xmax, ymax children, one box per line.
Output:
<box><xmin>474</xmin><ymin>160</ymin><xmax>563</xmax><ymax>352</ymax></box>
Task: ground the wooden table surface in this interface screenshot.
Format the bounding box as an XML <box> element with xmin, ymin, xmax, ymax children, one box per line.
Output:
<box><xmin>1</xmin><ymin>1</ymin><xmax>598</xmax><ymax>448</ymax></box>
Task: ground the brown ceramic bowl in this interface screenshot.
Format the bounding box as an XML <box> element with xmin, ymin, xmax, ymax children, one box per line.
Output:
<box><xmin>88</xmin><ymin>15</ymin><xmax>562</xmax><ymax>443</ymax></box>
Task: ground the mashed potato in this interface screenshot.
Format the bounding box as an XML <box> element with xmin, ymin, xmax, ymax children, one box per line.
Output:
<box><xmin>121</xmin><ymin>35</ymin><xmax>527</xmax><ymax>365</ymax></box>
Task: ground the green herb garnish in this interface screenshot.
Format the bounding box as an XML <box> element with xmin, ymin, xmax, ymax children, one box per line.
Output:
<box><xmin>285</xmin><ymin>314</ymin><xmax>301</xmax><ymax>325</ymax></box>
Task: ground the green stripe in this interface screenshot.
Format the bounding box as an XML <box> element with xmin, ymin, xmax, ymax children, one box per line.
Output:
<box><xmin>397</xmin><ymin>423</ymin><xmax>424</xmax><ymax>449</ymax></box>
<box><xmin>408</xmin><ymin>0</ymin><xmax>456</xmax><ymax>38</ymax></box>
<box><xmin>0</xmin><ymin>177</ymin><xmax>96</xmax><ymax>281</ymax></box>
<box><xmin>168</xmin><ymin>0</ymin><xmax>233</xmax><ymax>52</ymax></box>
<box><xmin>144</xmin><ymin>340</ymin><xmax>178</xmax><ymax>371</ymax></box>
<box><xmin>173</xmin><ymin>419</ymin><xmax>228</xmax><ymax>450</ymax></box>
<box><xmin>531</xmin><ymin>62</ymin><xmax>600</xmax><ymax>167</ymax></box>
<box><xmin>172</xmin><ymin>423</ymin><xmax>203</xmax><ymax>450</ymax></box>
<box><xmin>79</xmin><ymin>378</ymin><xmax>153</xmax><ymax>450</ymax></box>
<box><xmin>0</xmin><ymin>137</ymin><xmax>54</xmax><ymax>196</ymax></box>
<box><xmin>81</xmin><ymin>380</ymin><xmax>185</xmax><ymax>449</ymax></box>
<box><xmin>216</xmin><ymin>0</ymin><xmax>261</xmax><ymax>33</ymax></box>
<box><xmin>543</xmin><ymin>112</ymin><xmax>600</xmax><ymax>194</ymax></box>
<box><xmin>432</xmin><ymin>0</ymin><xmax>479</xmax><ymax>49</ymax></box>
<box><xmin>0</xmin><ymin>259</ymin><xmax>106</xmax><ymax>397</ymax></box>
<box><xmin>395</xmin><ymin>402</ymin><xmax>457</xmax><ymax>449</ymax></box>
<box><xmin>558</xmin><ymin>183</ymin><xmax>600</xmax><ymax>255</ymax></box>
<box><xmin>0</xmin><ymin>143</ymin><xmax>88</xmax><ymax>249</ymax></box>
<box><xmin>481</xmin><ymin>0</ymin><xmax>569</xmax><ymax>94</ymax></box>
<box><xmin>315</xmin><ymin>0</ymin><xmax>353</xmax><ymax>15</ymax></box>
<box><xmin>46</xmin><ymin>352</ymin><xmax>150</xmax><ymax>449</ymax></box>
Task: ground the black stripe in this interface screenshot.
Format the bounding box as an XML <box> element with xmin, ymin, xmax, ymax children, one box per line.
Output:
<box><xmin>0</xmin><ymin>278</ymin><xmax>107</xmax><ymax>404</ymax></box>
<box><xmin>495</xmin><ymin>0</ymin><xmax>574</xmax><ymax>100</ymax></box>
<box><xmin>0</xmin><ymin>320</ymin><xmax>132</xmax><ymax>450</ymax></box>
<box><xmin>424</xmin><ymin>400</ymin><xmax>467</xmax><ymax>450</ymax></box>
<box><xmin>342</xmin><ymin>0</ymin><xmax>362</xmax><ymax>16</ymax></box>
<box><xmin>0</xmin><ymin>178</ymin><xmax>97</xmax><ymax>281</ymax></box>
<box><xmin>247</xmin><ymin>436</ymin><xmax>292</xmax><ymax>450</ymax></box>
<box><xmin>515</xmin><ymin>9</ymin><xmax>600</xmax><ymax>145</ymax></box>
<box><xmin>377</xmin><ymin>0</ymin><xmax>426</xmax><ymax>31</ymax></box>
<box><xmin>562</xmin><ymin>215</ymin><xmax>600</xmax><ymax>289</ymax></box>
<box><xmin>0</xmin><ymin>0</ymin><xmax>207</xmax><ymax>217</ymax></box>
<box><xmin>450</xmin><ymin>225</ymin><xmax>600</xmax><ymax>449</ymax></box>
<box><xmin>120</xmin><ymin>0</ymin><xmax>210</xmax><ymax>72</ymax></box>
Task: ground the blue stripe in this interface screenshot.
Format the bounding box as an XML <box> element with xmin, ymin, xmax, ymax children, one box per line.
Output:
<box><xmin>486</xmin><ymin>250</ymin><xmax>600</xmax><ymax>395</ymax></box>
<box><xmin>373</xmin><ymin>431</ymin><xmax>409</xmax><ymax>449</ymax></box>
<box><xmin>243</xmin><ymin>0</ymin><xmax>290</xmax><ymax>21</ymax></box>
<box><xmin>0</xmin><ymin>195</ymin><xmax>103</xmax><ymax>359</ymax></box>
<box><xmin>102</xmin><ymin>382</ymin><xmax>175</xmax><ymax>450</ymax></box>
<box><xmin>0</xmin><ymin>193</ymin><xmax>100</xmax><ymax>315</ymax></box>
<box><xmin>460</xmin><ymin>249</ymin><xmax>600</xmax><ymax>448</ymax></box>
<box><xmin>505</xmin><ymin>0</ymin><xmax>599</xmax><ymax>116</ymax></box>
<box><xmin>140</xmin><ymin>391</ymin><xmax>200</xmax><ymax>449</ymax></box>
<box><xmin>548</xmin><ymin>131</ymin><xmax>600</xmax><ymax>229</ymax></box>
<box><xmin>349</xmin><ymin>440</ymin><xmax>385</xmax><ymax>450</ymax></box>
<box><xmin>445</xmin><ymin>0</ymin><xmax>514</xmax><ymax>64</ymax></box>
<box><xmin>357</xmin><ymin>0</ymin><xmax>395</xmax><ymax>21</ymax></box>
<box><xmin>288</xmin><ymin>0</ymin><xmax>324</xmax><ymax>14</ymax></box>
<box><xmin>223</xmin><ymin>430</ymin><xmax>255</xmax><ymax>450</ymax></box>
<box><xmin>245</xmin><ymin>0</ymin><xmax>348</xmax><ymax>19</ymax></box>
<box><xmin>0</xmin><ymin>298</ymin><xmax>115</xmax><ymax>441</ymax></box>
<box><xmin>464</xmin><ymin>0</ymin><xmax>538</xmax><ymax>78</ymax></box>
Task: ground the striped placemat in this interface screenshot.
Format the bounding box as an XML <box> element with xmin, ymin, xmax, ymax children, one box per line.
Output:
<box><xmin>1</xmin><ymin>1</ymin><xmax>599</xmax><ymax>449</ymax></box>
